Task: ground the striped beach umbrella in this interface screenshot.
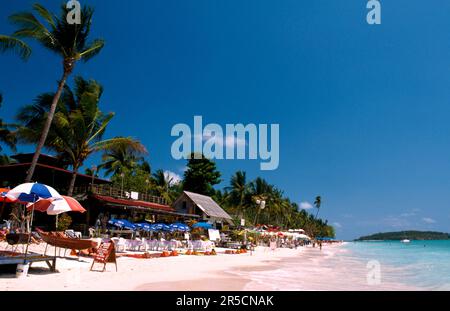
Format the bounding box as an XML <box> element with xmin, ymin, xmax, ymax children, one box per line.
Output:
<box><xmin>5</xmin><ymin>182</ymin><xmax>63</xmax><ymax>203</ymax></box>
<box><xmin>27</xmin><ymin>196</ymin><xmax>86</xmax><ymax>215</ymax></box>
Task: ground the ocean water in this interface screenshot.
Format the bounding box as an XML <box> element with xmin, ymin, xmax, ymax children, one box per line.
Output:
<box><xmin>345</xmin><ymin>240</ymin><xmax>450</xmax><ymax>290</ymax></box>
<box><xmin>233</xmin><ymin>241</ymin><xmax>450</xmax><ymax>290</ymax></box>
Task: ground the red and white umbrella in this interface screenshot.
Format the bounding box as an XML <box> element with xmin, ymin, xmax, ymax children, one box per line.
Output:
<box><xmin>0</xmin><ymin>188</ymin><xmax>17</xmax><ymax>203</ymax></box>
<box><xmin>27</xmin><ymin>196</ymin><xmax>86</xmax><ymax>215</ymax></box>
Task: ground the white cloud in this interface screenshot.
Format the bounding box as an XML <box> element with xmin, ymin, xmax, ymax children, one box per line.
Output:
<box><xmin>333</xmin><ymin>222</ymin><xmax>342</xmax><ymax>229</ymax></box>
<box><xmin>422</xmin><ymin>217</ymin><xmax>436</xmax><ymax>224</ymax></box>
<box><xmin>299</xmin><ymin>202</ymin><xmax>314</xmax><ymax>210</ymax></box>
<box><xmin>164</xmin><ymin>170</ymin><xmax>182</xmax><ymax>186</ymax></box>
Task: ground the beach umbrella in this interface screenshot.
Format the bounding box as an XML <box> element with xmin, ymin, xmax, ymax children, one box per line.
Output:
<box><xmin>192</xmin><ymin>222</ymin><xmax>213</xmax><ymax>229</ymax></box>
<box><xmin>5</xmin><ymin>182</ymin><xmax>63</xmax><ymax>203</ymax></box>
<box><xmin>150</xmin><ymin>223</ymin><xmax>171</xmax><ymax>232</ymax></box>
<box><xmin>4</xmin><ymin>182</ymin><xmax>63</xmax><ymax>261</ymax></box>
<box><xmin>135</xmin><ymin>223</ymin><xmax>153</xmax><ymax>232</ymax></box>
<box><xmin>26</xmin><ymin>196</ymin><xmax>86</xmax><ymax>215</ymax></box>
<box><xmin>169</xmin><ymin>223</ymin><xmax>190</xmax><ymax>232</ymax></box>
<box><xmin>108</xmin><ymin>219</ymin><xmax>136</xmax><ymax>230</ymax></box>
<box><xmin>0</xmin><ymin>188</ymin><xmax>17</xmax><ymax>203</ymax></box>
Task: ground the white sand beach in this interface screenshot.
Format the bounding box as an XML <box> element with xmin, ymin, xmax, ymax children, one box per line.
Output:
<box><xmin>0</xmin><ymin>242</ymin><xmax>420</xmax><ymax>291</ymax></box>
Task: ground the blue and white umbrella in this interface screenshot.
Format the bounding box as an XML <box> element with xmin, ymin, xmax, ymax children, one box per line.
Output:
<box><xmin>169</xmin><ymin>223</ymin><xmax>190</xmax><ymax>232</ymax></box>
<box><xmin>5</xmin><ymin>182</ymin><xmax>63</xmax><ymax>203</ymax></box>
<box><xmin>150</xmin><ymin>223</ymin><xmax>172</xmax><ymax>232</ymax></box>
<box><xmin>108</xmin><ymin>219</ymin><xmax>136</xmax><ymax>230</ymax></box>
<box><xmin>135</xmin><ymin>222</ymin><xmax>153</xmax><ymax>232</ymax></box>
<box><xmin>192</xmin><ymin>222</ymin><xmax>213</xmax><ymax>229</ymax></box>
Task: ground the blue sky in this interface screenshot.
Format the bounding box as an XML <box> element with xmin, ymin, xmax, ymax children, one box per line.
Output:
<box><xmin>1</xmin><ymin>1</ymin><xmax>450</xmax><ymax>239</ymax></box>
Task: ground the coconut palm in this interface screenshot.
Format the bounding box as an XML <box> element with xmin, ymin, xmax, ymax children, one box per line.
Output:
<box><xmin>99</xmin><ymin>143</ymin><xmax>149</xmax><ymax>177</ymax></box>
<box><xmin>225</xmin><ymin>171</ymin><xmax>250</xmax><ymax>220</ymax></box>
<box><xmin>151</xmin><ymin>169</ymin><xmax>181</xmax><ymax>203</ymax></box>
<box><xmin>7</xmin><ymin>3</ymin><xmax>105</xmax><ymax>182</ymax></box>
<box><xmin>314</xmin><ymin>195</ymin><xmax>322</xmax><ymax>218</ymax></box>
<box><xmin>17</xmin><ymin>77</ymin><xmax>145</xmax><ymax>195</ymax></box>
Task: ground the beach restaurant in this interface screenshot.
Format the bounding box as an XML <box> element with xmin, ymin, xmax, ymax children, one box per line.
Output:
<box><xmin>0</xmin><ymin>153</ymin><xmax>201</xmax><ymax>234</ymax></box>
<box><xmin>172</xmin><ymin>191</ymin><xmax>234</xmax><ymax>230</ymax></box>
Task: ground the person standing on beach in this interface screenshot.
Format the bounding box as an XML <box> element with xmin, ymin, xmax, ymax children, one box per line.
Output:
<box><xmin>319</xmin><ymin>241</ymin><xmax>322</xmax><ymax>251</ymax></box>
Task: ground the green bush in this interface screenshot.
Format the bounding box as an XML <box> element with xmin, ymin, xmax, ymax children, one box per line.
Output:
<box><xmin>57</xmin><ymin>214</ymin><xmax>72</xmax><ymax>231</ymax></box>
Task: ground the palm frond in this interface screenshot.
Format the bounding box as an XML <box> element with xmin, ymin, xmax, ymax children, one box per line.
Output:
<box><xmin>33</xmin><ymin>3</ymin><xmax>56</xmax><ymax>30</ymax></box>
<box><xmin>0</xmin><ymin>35</ymin><xmax>32</xmax><ymax>60</ymax></box>
<box><xmin>79</xmin><ymin>39</ymin><xmax>105</xmax><ymax>62</ymax></box>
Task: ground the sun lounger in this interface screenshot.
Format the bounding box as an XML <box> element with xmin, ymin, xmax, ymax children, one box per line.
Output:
<box><xmin>36</xmin><ymin>229</ymin><xmax>96</xmax><ymax>256</ymax></box>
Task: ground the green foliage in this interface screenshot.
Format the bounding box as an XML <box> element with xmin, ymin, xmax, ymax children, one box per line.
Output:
<box><xmin>8</xmin><ymin>3</ymin><xmax>104</xmax><ymax>66</ymax></box>
<box><xmin>111</xmin><ymin>167</ymin><xmax>151</xmax><ymax>194</ymax></box>
<box><xmin>0</xmin><ymin>34</ymin><xmax>31</xmax><ymax>60</ymax></box>
<box><xmin>218</xmin><ymin>171</ymin><xmax>334</xmax><ymax>238</ymax></box>
<box><xmin>16</xmin><ymin>76</ymin><xmax>146</xmax><ymax>194</ymax></box>
<box><xmin>356</xmin><ymin>231</ymin><xmax>450</xmax><ymax>241</ymax></box>
<box><xmin>0</xmin><ymin>94</ymin><xmax>17</xmax><ymax>153</ymax></box>
<box><xmin>57</xmin><ymin>214</ymin><xmax>72</xmax><ymax>231</ymax></box>
<box><xmin>182</xmin><ymin>153</ymin><xmax>221</xmax><ymax>196</ymax></box>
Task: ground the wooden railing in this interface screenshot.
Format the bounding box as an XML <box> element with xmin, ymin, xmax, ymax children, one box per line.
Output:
<box><xmin>73</xmin><ymin>184</ymin><xmax>167</xmax><ymax>205</ymax></box>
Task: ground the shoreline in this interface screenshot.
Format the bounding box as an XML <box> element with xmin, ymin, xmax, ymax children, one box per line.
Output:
<box><xmin>0</xmin><ymin>242</ymin><xmax>424</xmax><ymax>291</ymax></box>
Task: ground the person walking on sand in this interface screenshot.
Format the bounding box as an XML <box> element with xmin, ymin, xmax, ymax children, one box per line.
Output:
<box><xmin>319</xmin><ymin>241</ymin><xmax>322</xmax><ymax>251</ymax></box>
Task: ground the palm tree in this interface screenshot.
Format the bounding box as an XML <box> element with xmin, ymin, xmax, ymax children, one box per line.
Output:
<box><xmin>314</xmin><ymin>195</ymin><xmax>322</xmax><ymax>218</ymax></box>
<box><xmin>0</xmin><ymin>35</ymin><xmax>31</xmax><ymax>60</ymax></box>
<box><xmin>17</xmin><ymin>77</ymin><xmax>145</xmax><ymax>195</ymax></box>
<box><xmin>0</xmin><ymin>94</ymin><xmax>17</xmax><ymax>153</ymax></box>
<box><xmin>7</xmin><ymin>3</ymin><xmax>105</xmax><ymax>182</ymax></box>
<box><xmin>225</xmin><ymin>171</ymin><xmax>250</xmax><ymax>221</ymax></box>
<box><xmin>151</xmin><ymin>170</ymin><xmax>173</xmax><ymax>202</ymax></box>
<box><xmin>99</xmin><ymin>142</ymin><xmax>148</xmax><ymax>177</ymax></box>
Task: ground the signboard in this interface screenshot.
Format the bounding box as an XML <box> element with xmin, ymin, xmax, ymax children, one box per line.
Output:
<box><xmin>90</xmin><ymin>242</ymin><xmax>117</xmax><ymax>272</ymax></box>
<box><xmin>240</xmin><ymin>219</ymin><xmax>245</xmax><ymax>226</ymax></box>
<box><xmin>208</xmin><ymin>229</ymin><xmax>221</xmax><ymax>241</ymax></box>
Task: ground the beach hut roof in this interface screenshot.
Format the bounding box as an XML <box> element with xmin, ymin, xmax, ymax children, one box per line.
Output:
<box><xmin>181</xmin><ymin>191</ymin><xmax>233</xmax><ymax>221</ymax></box>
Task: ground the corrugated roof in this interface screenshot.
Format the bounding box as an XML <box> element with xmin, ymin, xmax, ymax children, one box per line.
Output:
<box><xmin>183</xmin><ymin>191</ymin><xmax>233</xmax><ymax>220</ymax></box>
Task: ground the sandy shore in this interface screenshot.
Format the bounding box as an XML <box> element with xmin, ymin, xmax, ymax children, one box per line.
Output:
<box><xmin>0</xmin><ymin>242</ymin><xmax>420</xmax><ymax>291</ymax></box>
<box><xmin>0</xmin><ymin>241</ymin><xmax>307</xmax><ymax>291</ymax></box>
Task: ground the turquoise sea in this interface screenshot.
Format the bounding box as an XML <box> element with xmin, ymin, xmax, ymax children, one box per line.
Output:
<box><xmin>235</xmin><ymin>241</ymin><xmax>450</xmax><ymax>290</ymax></box>
<box><xmin>345</xmin><ymin>240</ymin><xmax>450</xmax><ymax>290</ymax></box>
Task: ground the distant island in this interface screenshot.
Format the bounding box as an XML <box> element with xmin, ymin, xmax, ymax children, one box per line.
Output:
<box><xmin>355</xmin><ymin>231</ymin><xmax>450</xmax><ymax>241</ymax></box>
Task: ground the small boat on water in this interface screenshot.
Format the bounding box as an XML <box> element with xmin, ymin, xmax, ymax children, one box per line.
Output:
<box><xmin>401</xmin><ymin>239</ymin><xmax>411</xmax><ymax>243</ymax></box>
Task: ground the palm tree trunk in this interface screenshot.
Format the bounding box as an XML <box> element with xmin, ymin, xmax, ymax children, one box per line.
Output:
<box><xmin>25</xmin><ymin>70</ymin><xmax>70</xmax><ymax>182</ymax></box>
<box><xmin>67</xmin><ymin>165</ymin><xmax>79</xmax><ymax>196</ymax></box>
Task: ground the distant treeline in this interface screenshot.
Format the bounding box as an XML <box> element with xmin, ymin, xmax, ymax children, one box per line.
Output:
<box><xmin>355</xmin><ymin>231</ymin><xmax>450</xmax><ymax>241</ymax></box>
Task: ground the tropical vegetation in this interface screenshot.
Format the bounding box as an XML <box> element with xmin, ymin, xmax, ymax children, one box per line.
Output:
<box><xmin>16</xmin><ymin>76</ymin><xmax>146</xmax><ymax>195</ymax></box>
<box><xmin>3</xmin><ymin>3</ymin><xmax>105</xmax><ymax>182</ymax></box>
<box><xmin>0</xmin><ymin>2</ymin><xmax>335</xmax><ymax>238</ymax></box>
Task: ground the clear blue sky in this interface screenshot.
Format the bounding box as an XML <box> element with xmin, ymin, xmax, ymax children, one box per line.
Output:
<box><xmin>1</xmin><ymin>1</ymin><xmax>450</xmax><ymax>239</ymax></box>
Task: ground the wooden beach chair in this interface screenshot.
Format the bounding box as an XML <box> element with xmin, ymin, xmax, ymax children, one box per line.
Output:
<box><xmin>90</xmin><ymin>241</ymin><xmax>117</xmax><ymax>272</ymax></box>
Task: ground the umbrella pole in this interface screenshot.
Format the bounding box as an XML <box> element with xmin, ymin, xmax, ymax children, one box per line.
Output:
<box><xmin>23</xmin><ymin>198</ymin><xmax>36</xmax><ymax>264</ymax></box>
